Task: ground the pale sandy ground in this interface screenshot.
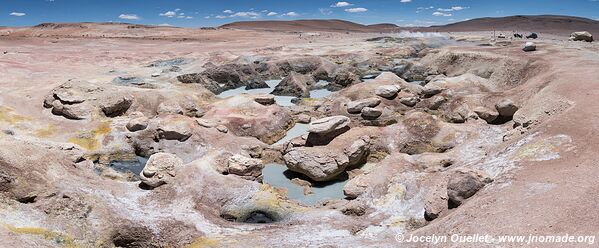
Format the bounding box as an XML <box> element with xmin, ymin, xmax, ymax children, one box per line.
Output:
<box><xmin>0</xmin><ymin>29</ymin><xmax>378</xmax><ymax>143</ymax></box>
<box><xmin>1</xmin><ymin>26</ymin><xmax>599</xmax><ymax>247</ymax></box>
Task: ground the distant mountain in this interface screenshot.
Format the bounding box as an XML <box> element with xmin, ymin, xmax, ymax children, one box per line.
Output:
<box><xmin>413</xmin><ymin>15</ymin><xmax>599</xmax><ymax>35</ymax></box>
<box><xmin>220</xmin><ymin>19</ymin><xmax>400</xmax><ymax>33</ymax></box>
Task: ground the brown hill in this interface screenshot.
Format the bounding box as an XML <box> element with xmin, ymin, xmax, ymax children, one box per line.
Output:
<box><xmin>220</xmin><ymin>19</ymin><xmax>400</xmax><ymax>33</ymax></box>
<box><xmin>414</xmin><ymin>15</ymin><xmax>599</xmax><ymax>35</ymax></box>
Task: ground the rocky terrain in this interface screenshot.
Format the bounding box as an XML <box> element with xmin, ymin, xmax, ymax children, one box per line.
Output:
<box><xmin>0</xmin><ymin>21</ymin><xmax>598</xmax><ymax>247</ymax></box>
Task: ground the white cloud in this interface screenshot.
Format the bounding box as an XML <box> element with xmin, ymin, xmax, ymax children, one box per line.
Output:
<box><xmin>332</xmin><ymin>2</ymin><xmax>353</xmax><ymax>7</ymax></box>
<box><xmin>9</xmin><ymin>12</ymin><xmax>26</xmax><ymax>17</ymax></box>
<box><xmin>204</xmin><ymin>16</ymin><xmax>211</xmax><ymax>19</ymax></box>
<box><xmin>432</xmin><ymin>12</ymin><xmax>452</xmax><ymax>17</ymax></box>
<box><xmin>416</xmin><ymin>6</ymin><xmax>435</xmax><ymax>12</ymax></box>
<box><xmin>437</xmin><ymin>6</ymin><xmax>468</xmax><ymax>12</ymax></box>
<box><xmin>267</xmin><ymin>12</ymin><xmax>278</xmax><ymax>16</ymax></box>
<box><xmin>400</xmin><ymin>0</ymin><xmax>412</xmax><ymax>2</ymax></box>
<box><xmin>215</xmin><ymin>15</ymin><xmax>227</xmax><ymax>19</ymax></box>
<box><xmin>159</xmin><ymin>11</ymin><xmax>177</xmax><ymax>17</ymax></box>
<box><xmin>119</xmin><ymin>14</ymin><xmax>140</xmax><ymax>20</ymax></box>
<box><xmin>230</xmin><ymin>11</ymin><xmax>261</xmax><ymax>18</ymax></box>
<box><xmin>157</xmin><ymin>23</ymin><xmax>172</xmax><ymax>27</ymax></box>
<box><xmin>345</xmin><ymin>7</ymin><xmax>368</xmax><ymax>13</ymax></box>
<box><xmin>319</xmin><ymin>8</ymin><xmax>333</xmax><ymax>15</ymax></box>
<box><xmin>283</xmin><ymin>12</ymin><xmax>299</xmax><ymax>17</ymax></box>
<box><xmin>223</xmin><ymin>9</ymin><xmax>233</xmax><ymax>14</ymax></box>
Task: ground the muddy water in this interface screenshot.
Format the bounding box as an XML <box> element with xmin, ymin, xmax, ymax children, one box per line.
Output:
<box><xmin>262</xmin><ymin>163</ymin><xmax>348</xmax><ymax>205</ymax></box>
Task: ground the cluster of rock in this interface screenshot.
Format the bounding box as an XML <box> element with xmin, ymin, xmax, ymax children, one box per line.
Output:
<box><xmin>281</xmin><ymin>116</ymin><xmax>371</xmax><ymax>182</ymax></box>
<box><xmin>424</xmin><ymin>169</ymin><xmax>492</xmax><ymax>220</ymax></box>
<box><xmin>43</xmin><ymin>80</ymin><xmax>133</xmax><ymax>120</ymax></box>
<box><xmin>177</xmin><ymin>56</ymin><xmax>361</xmax><ymax>97</ymax></box>
<box><xmin>44</xmin><ymin>79</ymin><xmax>208</xmax><ymax>120</ymax></box>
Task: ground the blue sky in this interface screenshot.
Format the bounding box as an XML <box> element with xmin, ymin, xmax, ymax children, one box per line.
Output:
<box><xmin>2</xmin><ymin>0</ymin><xmax>599</xmax><ymax>27</ymax></box>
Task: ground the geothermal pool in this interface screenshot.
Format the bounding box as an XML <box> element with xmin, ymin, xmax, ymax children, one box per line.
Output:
<box><xmin>262</xmin><ymin>163</ymin><xmax>348</xmax><ymax>205</ymax></box>
<box><xmin>217</xmin><ymin>79</ymin><xmax>333</xmax><ymax>106</ymax></box>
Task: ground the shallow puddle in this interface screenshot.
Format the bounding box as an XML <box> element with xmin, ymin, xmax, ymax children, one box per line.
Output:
<box><xmin>273</xmin><ymin>123</ymin><xmax>309</xmax><ymax>146</ymax></box>
<box><xmin>262</xmin><ymin>163</ymin><xmax>348</xmax><ymax>205</ymax></box>
<box><xmin>95</xmin><ymin>156</ymin><xmax>148</xmax><ymax>180</ymax></box>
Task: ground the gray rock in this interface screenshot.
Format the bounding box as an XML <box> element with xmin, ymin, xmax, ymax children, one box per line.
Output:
<box><xmin>447</xmin><ymin>170</ymin><xmax>490</xmax><ymax>207</ymax></box>
<box><xmin>126</xmin><ymin>117</ymin><xmax>149</xmax><ymax>132</ymax></box>
<box><xmin>522</xmin><ymin>42</ymin><xmax>536</xmax><ymax>52</ymax></box>
<box><xmin>422</xmin><ymin>85</ymin><xmax>444</xmax><ymax>98</ymax></box>
<box><xmin>157</xmin><ymin>120</ymin><xmax>192</xmax><ymax>141</ymax></box>
<box><xmin>100</xmin><ymin>95</ymin><xmax>133</xmax><ymax>117</ymax></box>
<box><xmin>495</xmin><ymin>99</ymin><xmax>518</xmax><ymax>117</ymax></box>
<box><xmin>400</xmin><ymin>96</ymin><xmax>419</xmax><ymax>107</ymax></box>
<box><xmin>474</xmin><ymin>106</ymin><xmax>499</xmax><ymax>123</ymax></box>
<box><xmin>428</xmin><ymin>95</ymin><xmax>446</xmax><ymax>110</ymax></box>
<box><xmin>333</xmin><ymin>70</ymin><xmax>361</xmax><ymax>87</ymax></box>
<box><xmin>196</xmin><ymin>118</ymin><xmax>216</xmax><ymax>128</ymax></box>
<box><xmin>284</xmin><ymin>137</ymin><xmax>369</xmax><ymax>181</ymax></box>
<box><xmin>54</xmin><ymin>89</ymin><xmax>86</xmax><ymax>104</ymax></box>
<box><xmin>222</xmin><ymin>154</ymin><xmax>264</xmax><ymax>181</ymax></box>
<box><xmin>361</xmin><ymin>107</ymin><xmax>382</xmax><ymax>119</ymax></box>
<box><xmin>157</xmin><ymin>100</ymin><xmax>184</xmax><ymax>115</ymax></box>
<box><xmin>271</xmin><ymin>72</ymin><xmax>312</xmax><ymax>97</ymax></box>
<box><xmin>448</xmin><ymin>104</ymin><xmax>470</xmax><ymax>123</ymax></box>
<box><xmin>140</xmin><ymin>153</ymin><xmax>183</xmax><ymax>189</ymax></box>
<box><xmin>344</xmin><ymin>136</ymin><xmax>370</xmax><ymax>165</ymax></box>
<box><xmin>254</xmin><ymin>94</ymin><xmax>276</xmax><ymax>105</ymax></box>
<box><xmin>216</xmin><ymin>125</ymin><xmax>229</xmax><ymax>133</ymax></box>
<box><xmin>374</xmin><ymin>85</ymin><xmax>400</xmax><ymax>99</ymax></box>
<box><xmin>308</xmin><ymin>116</ymin><xmax>350</xmax><ymax>134</ymax></box>
<box><xmin>297</xmin><ymin>114</ymin><xmax>312</xmax><ymax>124</ymax></box>
<box><xmin>424</xmin><ymin>179</ymin><xmax>448</xmax><ymax>221</ymax></box>
<box><xmin>569</xmin><ymin>31</ymin><xmax>593</xmax><ymax>42</ymax></box>
<box><xmin>306</xmin><ymin>116</ymin><xmax>351</xmax><ymax>145</ymax></box>
<box><xmin>51</xmin><ymin>100</ymin><xmax>92</xmax><ymax>120</ymax></box>
<box><xmin>284</xmin><ymin>148</ymin><xmax>349</xmax><ymax>182</ymax></box>
<box><xmin>346</xmin><ymin>98</ymin><xmax>381</xmax><ymax>114</ymax></box>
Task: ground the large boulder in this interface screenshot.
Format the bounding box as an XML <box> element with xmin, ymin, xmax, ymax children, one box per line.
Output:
<box><xmin>422</xmin><ymin>84</ymin><xmax>444</xmax><ymax>98</ymax></box>
<box><xmin>139</xmin><ymin>153</ymin><xmax>183</xmax><ymax>189</ymax></box>
<box><xmin>522</xmin><ymin>42</ymin><xmax>536</xmax><ymax>52</ymax></box>
<box><xmin>100</xmin><ymin>95</ymin><xmax>133</xmax><ymax>117</ymax></box>
<box><xmin>176</xmin><ymin>73</ymin><xmax>222</xmax><ymax>93</ymax></box>
<box><xmin>474</xmin><ymin>106</ymin><xmax>499</xmax><ymax>123</ymax></box>
<box><xmin>569</xmin><ymin>31</ymin><xmax>593</xmax><ymax>42</ymax></box>
<box><xmin>332</xmin><ymin>70</ymin><xmax>361</xmax><ymax>88</ymax></box>
<box><xmin>156</xmin><ymin>119</ymin><xmax>193</xmax><ymax>141</ymax></box>
<box><xmin>50</xmin><ymin>100</ymin><xmax>93</xmax><ymax>120</ymax></box>
<box><xmin>271</xmin><ymin>72</ymin><xmax>312</xmax><ymax>97</ymax></box>
<box><xmin>306</xmin><ymin>116</ymin><xmax>351</xmax><ymax>145</ymax></box>
<box><xmin>126</xmin><ymin>116</ymin><xmax>149</xmax><ymax>132</ymax></box>
<box><xmin>346</xmin><ymin>97</ymin><xmax>381</xmax><ymax>114</ymax></box>
<box><xmin>284</xmin><ymin>136</ymin><xmax>370</xmax><ymax>181</ymax></box>
<box><xmin>219</xmin><ymin>154</ymin><xmax>264</xmax><ymax>181</ymax></box>
<box><xmin>308</xmin><ymin>116</ymin><xmax>350</xmax><ymax>134</ymax></box>
<box><xmin>495</xmin><ymin>99</ymin><xmax>519</xmax><ymax>117</ymax></box>
<box><xmin>447</xmin><ymin>170</ymin><xmax>490</xmax><ymax>208</ymax></box>
<box><xmin>374</xmin><ymin>85</ymin><xmax>401</xmax><ymax>99</ymax></box>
